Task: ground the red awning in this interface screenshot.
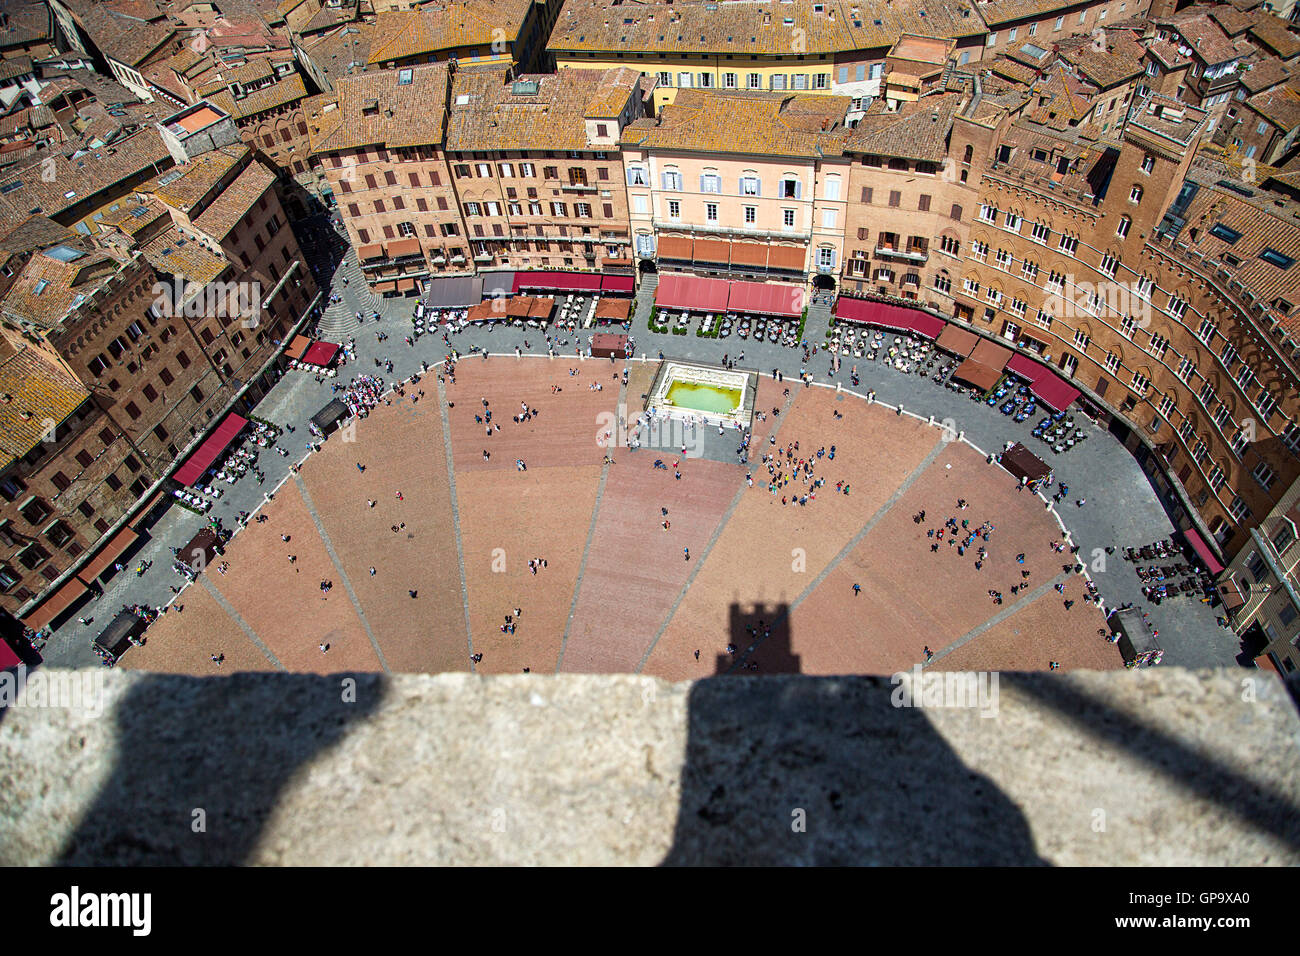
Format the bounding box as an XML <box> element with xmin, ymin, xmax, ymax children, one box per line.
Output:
<box><xmin>0</xmin><ymin>639</ymin><xmax>21</xmax><ymax>671</ymax></box>
<box><xmin>372</xmin><ymin>281</ymin><xmax>396</xmax><ymax>293</ymax></box>
<box><xmin>1005</xmin><ymin>353</ymin><xmax>1045</xmax><ymax>382</ymax></box>
<box><xmin>529</xmin><ymin>296</ymin><xmax>555</xmax><ymax>319</ymax></box>
<box><xmin>395</xmin><ymin>277</ymin><xmax>417</xmax><ymax>292</ymax></box>
<box><xmin>727</xmin><ymin>280</ymin><xmax>803</xmax><ymax>316</ymax></box>
<box><xmin>76</xmin><ymin>524</ymin><xmax>140</xmax><ymax>584</ymax></box>
<box><xmin>357</xmin><ymin>243</ymin><xmax>385</xmax><ymax>262</ymax></box>
<box><xmin>904</xmin><ymin>310</ymin><xmax>945</xmax><ymax>339</ymax></box>
<box><xmin>174</xmin><ymin>413</ymin><xmax>249</xmax><ymax>486</ymax></box>
<box><xmin>21</xmin><ymin>575</ymin><xmax>88</xmax><ymax>630</ymax></box>
<box><xmin>512</xmin><ymin>271</ymin><xmax>603</xmax><ymax>293</ymax></box>
<box><xmin>1029</xmin><ymin>375</ymin><xmax>1080</xmax><ymax>411</ymax></box>
<box><xmin>1005</xmin><ymin>353</ymin><xmax>1079</xmax><ymax>409</ymax></box>
<box><xmin>1182</xmin><ymin>528</ymin><xmax>1225</xmax><ymax>575</ymax></box>
<box><xmin>507</xmin><ymin>295</ymin><xmax>534</xmax><ymax>317</ymax></box>
<box><xmin>655</xmin><ymin>273</ymin><xmax>731</xmax><ymax>312</ymax></box>
<box><xmin>600</xmin><ymin>274</ymin><xmax>634</xmax><ymax>293</ymax></box>
<box><xmin>832</xmin><ymin>298</ymin><xmax>943</xmax><ymax>338</ymax></box>
<box><xmin>301</xmin><ymin>342</ymin><xmax>340</xmax><ymax>367</ymax></box>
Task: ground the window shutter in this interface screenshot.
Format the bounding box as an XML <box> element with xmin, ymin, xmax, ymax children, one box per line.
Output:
<box><xmin>862</xmin><ymin>187</ymin><xmax>872</xmax><ymax>203</ymax></box>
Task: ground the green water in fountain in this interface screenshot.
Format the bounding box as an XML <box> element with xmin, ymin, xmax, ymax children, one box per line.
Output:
<box><xmin>666</xmin><ymin>380</ymin><xmax>742</xmax><ymax>414</ymax></box>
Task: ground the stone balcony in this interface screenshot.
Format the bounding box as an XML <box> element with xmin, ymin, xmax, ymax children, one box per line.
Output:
<box><xmin>1</xmin><ymin>669</ymin><xmax>1298</xmax><ymax>865</ymax></box>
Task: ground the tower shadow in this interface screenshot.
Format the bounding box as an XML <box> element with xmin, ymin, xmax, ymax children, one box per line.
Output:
<box><xmin>661</xmin><ymin>675</ymin><xmax>1047</xmax><ymax>865</ymax></box>
<box><xmin>720</xmin><ymin>600</ymin><xmax>800</xmax><ymax>675</ymax></box>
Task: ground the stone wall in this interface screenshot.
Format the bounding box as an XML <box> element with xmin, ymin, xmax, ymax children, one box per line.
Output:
<box><xmin>1</xmin><ymin>669</ymin><xmax>1298</xmax><ymax>865</ymax></box>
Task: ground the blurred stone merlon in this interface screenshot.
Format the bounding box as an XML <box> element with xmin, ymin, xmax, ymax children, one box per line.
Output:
<box><xmin>1</xmin><ymin>669</ymin><xmax>1298</xmax><ymax>866</ymax></box>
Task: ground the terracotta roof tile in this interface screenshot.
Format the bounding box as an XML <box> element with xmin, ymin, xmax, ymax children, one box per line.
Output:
<box><xmin>549</xmin><ymin>0</ymin><xmax>983</xmax><ymax>57</ymax></box>
<box><xmin>1249</xmin><ymin>13</ymin><xmax>1300</xmax><ymax>60</ymax></box>
<box><xmin>309</xmin><ymin>61</ymin><xmax>449</xmax><ymax>153</ymax></box>
<box><xmin>367</xmin><ymin>1</ymin><xmax>531</xmax><ymax>65</ymax></box>
<box><xmin>446</xmin><ymin>67</ymin><xmax>641</xmax><ymax>152</ymax></box>
<box><xmin>0</xmin><ymin>349</ymin><xmax>90</xmax><ymax>470</ymax></box>
<box><xmin>845</xmin><ymin>94</ymin><xmax>964</xmax><ymax>162</ymax></box>
<box><xmin>191</xmin><ymin>160</ymin><xmax>275</xmax><ymax>239</ymax></box>
<box><xmin>621</xmin><ymin>88</ymin><xmax>850</xmax><ymax>158</ymax></box>
<box><xmin>138</xmin><ymin>223</ymin><xmax>231</xmax><ymax>285</ymax></box>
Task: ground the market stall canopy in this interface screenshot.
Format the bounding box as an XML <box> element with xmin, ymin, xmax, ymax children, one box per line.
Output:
<box><xmin>301</xmin><ymin>342</ymin><xmax>341</xmax><ymax>367</ymax></box>
<box><xmin>594</xmin><ymin>297</ymin><xmax>631</xmax><ymax>321</ymax></box>
<box><xmin>311</xmin><ymin>398</ymin><xmax>350</xmax><ymax>434</ymax></box>
<box><xmin>999</xmin><ymin>442</ymin><xmax>1053</xmax><ymax>484</ymax></box>
<box><xmin>1110</xmin><ymin>605</ymin><xmax>1161</xmax><ymax>665</ymax></box>
<box><xmin>970</xmin><ymin>337</ymin><xmax>1012</xmax><ymax>372</ymax></box>
<box><xmin>952</xmin><ymin>357</ymin><xmax>1001</xmax><ymax>392</ymax></box>
<box><xmin>935</xmin><ymin>324</ymin><xmax>978</xmax><ymax>356</ymax></box>
<box><xmin>467</xmin><ymin>300</ymin><xmax>502</xmax><ymax>321</ymax></box>
<box><xmin>507</xmin><ymin>295</ymin><xmax>534</xmax><ymax>318</ymax></box>
<box><xmin>591</xmin><ymin>333</ymin><xmax>628</xmax><ymax>358</ymax></box>
<box><xmin>528</xmin><ymin>297</ymin><xmax>555</xmax><ymax>319</ymax></box>
<box><xmin>179</xmin><ymin>527</ymin><xmax>222</xmax><ymax>572</ymax></box>
<box><xmin>173</xmin><ymin>413</ymin><xmax>249</xmax><ymax>486</ymax></box>
<box><xmin>654</xmin><ymin>273</ymin><xmax>730</xmax><ymax>312</ymax></box>
<box><xmin>727</xmin><ymin>280</ymin><xmax>802</xmax><ymax>317</ymax></box>
<box><xmin>95</xmin><ymin>610</ymin><xmax>145</xmax><ymax>658</ymax></box>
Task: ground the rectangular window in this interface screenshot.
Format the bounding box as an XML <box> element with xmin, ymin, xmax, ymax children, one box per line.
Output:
<box><xmin>783</xmin><ymin>209</ymin><xmax>796</xmax><ymax>228</ymax></box>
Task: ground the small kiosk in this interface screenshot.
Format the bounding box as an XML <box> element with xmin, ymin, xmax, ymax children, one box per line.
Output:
<box><xmin>94</xmin><ymin>610</ymin><xmax>149</xmax><ymax>666</ymax></box>
<box><xmin>1109</xmin><ymin>606</ymin><xmax>1163</xmax><ymax>668</ymax></box>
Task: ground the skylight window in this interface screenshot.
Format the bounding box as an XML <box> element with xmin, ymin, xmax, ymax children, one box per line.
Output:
<box><xmin>1261</xmin><ymin>248</ymin><xmax>1295</xmax><ymax>270</ymax></box>
<box><xmin>1209</xmin><ymin>223</ymin><xmax>1242</xmax><ymax>244</ymax></box>
<box><xmin>397</xmin><ymin>68</ymin><xmax>413</xmax><ymax>85</ymax></box>
<box><xmin>33</xmin><ymin>279</ymin><xmax>48</xmax><ymax>295</ymax></box>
